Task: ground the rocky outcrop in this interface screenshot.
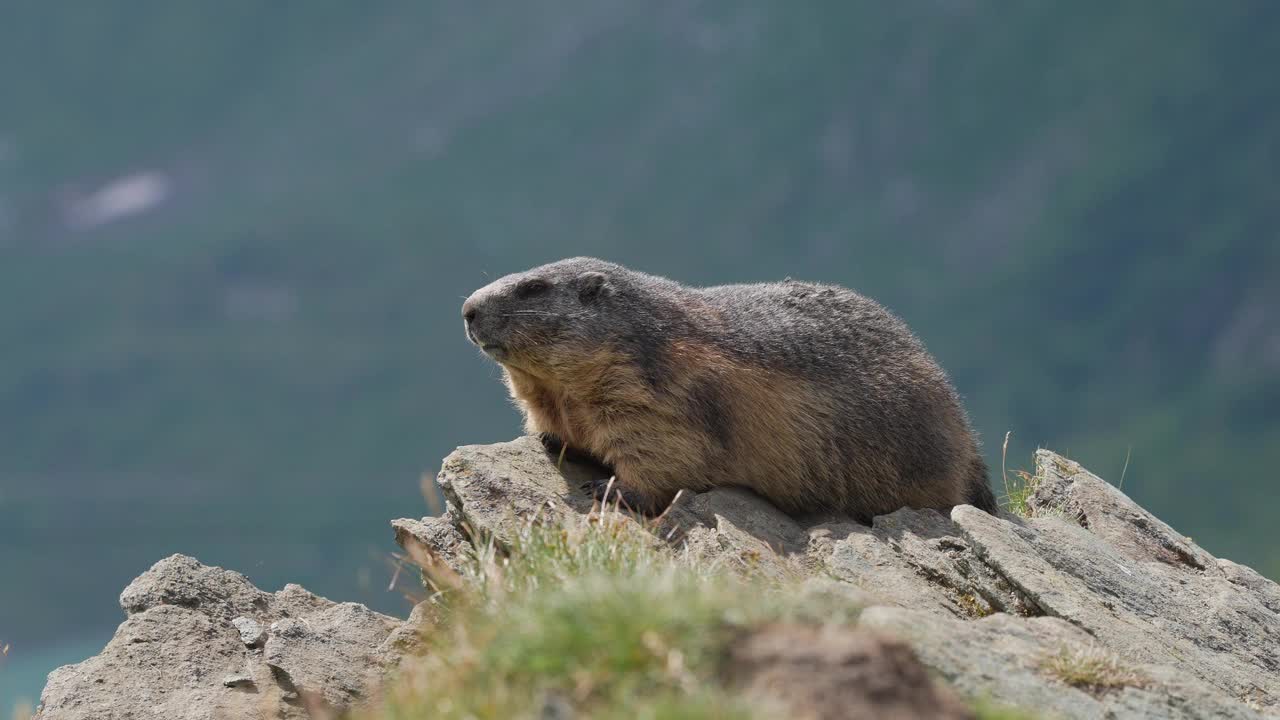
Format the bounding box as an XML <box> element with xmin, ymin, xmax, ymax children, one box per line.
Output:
<box><xmin>404</xmin><ymin>436</ymin><xmax>1279</xmax><ymax>719</ymax></box>
<box><xmin>35</xmin><ymin>555</ymin><xmax>407</xmax><ymax>719</ymax></box>
<box><xmin>40</xmin><ymin>437</ymin><xmax>1280</xmax><ymax>719</ymax></box>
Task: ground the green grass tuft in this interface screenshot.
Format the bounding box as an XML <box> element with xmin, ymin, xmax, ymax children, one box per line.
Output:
<box><xmin>369</xmin><ymin>510</ymin><xmax>776</xmax><ymax>719</ymax></box>
<box><xmin>1041</xmin><ymin>643</ymin><xmax>1147</xmax><ymax>695</ymax></box>
<box><xmin>1000</xmin><ymin>433</ymin><xmax>1042</xmax><ymax>518</ymax></box>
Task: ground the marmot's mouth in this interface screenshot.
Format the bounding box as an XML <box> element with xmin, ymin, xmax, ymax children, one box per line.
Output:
<box><xmin>481</xmin><ymin>343</ymin><xmax>507</xmax><ymax>361</ymax></box>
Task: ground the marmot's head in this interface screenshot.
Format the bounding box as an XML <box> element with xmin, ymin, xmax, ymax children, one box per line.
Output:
<box><xmin>462</xmin><ymin>257</ymin><xmax>635</xmax><ymax>376</ymax></box>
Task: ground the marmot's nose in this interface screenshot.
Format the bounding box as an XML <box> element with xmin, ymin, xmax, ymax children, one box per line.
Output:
<box><xmin>462</xmin><ymin>297</ymin><xmax>479</xmax><ymax>325</ymax></box>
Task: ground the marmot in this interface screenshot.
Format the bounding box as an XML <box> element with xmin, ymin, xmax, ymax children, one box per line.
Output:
<box><xmin>462</xmin><ymin>257</ymin><xmax>997</xmax><ymax>520</ymax></box>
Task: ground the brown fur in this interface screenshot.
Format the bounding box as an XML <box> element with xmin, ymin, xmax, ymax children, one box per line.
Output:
<box><xmin>463</xmin><ymin>258</ymin><xmax>997</xmax><ymax>520</ymax></box>
<box><xmin>505</xmin><ymin>338</ymin><xmax>968</xmax><ymax>517</ymax></box>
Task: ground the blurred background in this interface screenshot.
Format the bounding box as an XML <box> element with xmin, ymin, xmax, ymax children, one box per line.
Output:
<box><xmin>2</xmin><ymin>0</ymin><xmax>1278</xmax><ymax>707</ymax></box>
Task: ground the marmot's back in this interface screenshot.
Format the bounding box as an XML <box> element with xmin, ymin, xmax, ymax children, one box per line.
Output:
<box><xmin>697</xmin><ymin>280</ymin><xmax>995</xmax><ymax>519</ymax></box>
<box><xmin>462</xmin><ymin>258</ymin><xmax>996</xmax><ymax>520</ymax></box>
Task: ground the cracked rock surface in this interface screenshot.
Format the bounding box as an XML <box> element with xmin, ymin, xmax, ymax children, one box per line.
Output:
<box><xmin>400</xmin><ymin>437</ymin><xmax>1280</xmax><ymax>719</ymax></box>
<box><xmin>39</xmin><ymin>438</ymin><xmax>1280</xmax><ymax>719</ymax></box>
<box><xmin>34</xmin><ymin>555</ymin><xmax>402</xmax><ymax>720</ymax></box>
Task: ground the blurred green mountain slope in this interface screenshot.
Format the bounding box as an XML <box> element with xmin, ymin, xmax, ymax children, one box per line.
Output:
<box><xmin>1</xmin><ymin>2</ymin><xmax>1277</xmax><ymax>698</ymax></box>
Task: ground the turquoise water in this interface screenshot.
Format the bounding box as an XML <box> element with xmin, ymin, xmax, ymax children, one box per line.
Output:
<box><xmin>0</xmin><ymin>636</ymin><xmax>108</xmax><ymax>712</ymax></box>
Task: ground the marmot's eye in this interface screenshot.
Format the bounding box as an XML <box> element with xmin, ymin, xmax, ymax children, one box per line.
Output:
<box><xmin>515</xmin><ymin>278</ymin><xmax>551</xmax><ymax>298</ymax></box>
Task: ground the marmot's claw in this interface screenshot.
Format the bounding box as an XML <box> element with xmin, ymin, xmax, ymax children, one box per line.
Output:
<box><xmin>537</xmin><ymin>432</ymin><xmax>565</xmax><ymax>454</ymax></box>
<box><xmin>585</xmin><ymin>476</ymin><xmax>615</xmax><ymax>500</ymax></box>
<box><xmin>543</xmin><ymin>437</ymin><xmax>612</xmax><ymax>472</ymax></box>
<box><xmin>585</xmin><ymin>477</ymin><xmax>653</xmax><ymax>514</ymax></box>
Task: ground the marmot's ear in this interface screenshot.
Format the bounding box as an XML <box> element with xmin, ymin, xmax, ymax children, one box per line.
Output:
<box><xmin>577</xmin><ymin>271</ymin><xmax>612</xmax><ymax>302</ymax></box>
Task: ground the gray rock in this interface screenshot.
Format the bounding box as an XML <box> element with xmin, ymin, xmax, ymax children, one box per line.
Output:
<box><xmin>41</xmin><ymin>440</ymin><xmax>1279</xmax><ymax>719</ymax></box>
<box><xmin>821</xmin><ymin>518</ymin><xmax>962</xmax><ymax>613</ymax></box>
<box><xmin>435</xmin><ymin>434</ymin><xmax>709</xmax><ymax>546</ymax></box>
<box><xmin>861</xmin><ymin>606</ymin><xmax>1269</xmax><ymax>720</ymax></box>
<box><xmin>682</xmin><ymin>487</ymin><xmax>809</xmax><ymax>555</ymax></box>
<box><xmin>35</xmin><ymin>555</ymin><xmax>407</xmax><ymax>720</ymax></box>
<box><xmin>221</xmin><ymin>673</ymin><xmax>254</xmax><ymax>689</ymax></box>
<box><xmin>37</xmin><ymin>603</ymin><xmax>290</xmax><ymax>720</ymax></box>
<box><xmin>264</xmin><ymin>602</ymin><xmax>400</xmax><ymax>708</ymax></box>
<box><xmin>816</xmin><ymin>508</ymin><xmax>1032</xmax><ymax>618</ymax></box>
<box><xmin>377</xmin><ymin>600</ymin><xmax>436</xmax><ymax>664</ymax></box>
<box><xmin>1027</xmin><ymin>452</ymin><xmax>1215</xmax><ymax>571</ymax></box>
<box><xmin>680</xmin><ymin>513</ymin><xmax>804</xmax><ymax>582</ymax></box>
<box><xmin>391</xmin><ymin>513</ymin><xmax>469</xmax><ymax>576</ymax></box>
<box><xmin>231</xmin><ymin>616</ymin><xmax>266</xmax><ymax>647</ymax></box>
<box><xmin>430</xmin><ymin>437</ymin><xmax>1280</xmax><ymax>716</ymax></box>
<box><xmin>273</xmin><ymin>582</ymin><xmax>337</xmax><ymax>619</ymax></box>
<box><xmin>436</xmin><ymin>436</ymin><xmax>610</xmax><ymax>544</ymax></box>
<box><xmin>118</xmin><ymin>553</ymin><xmax>270</xmax><ymax>621</ymax></box>
<box><xmin>950</xmin><ymin>451</ymin><xmax>1280</xmax><ymax>708</ymax></box>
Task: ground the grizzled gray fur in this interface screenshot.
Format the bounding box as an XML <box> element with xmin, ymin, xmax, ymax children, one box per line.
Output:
<box><xmin>462</xmin><ymin>257</ymin><xmax>996</xmax><ymax>520</ymax></box>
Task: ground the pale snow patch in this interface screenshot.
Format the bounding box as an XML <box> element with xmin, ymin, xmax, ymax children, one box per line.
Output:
<box><xmin>64</xmin><ymin>170</ymin><xmax>171</xmax><ymax>229</ymax></box>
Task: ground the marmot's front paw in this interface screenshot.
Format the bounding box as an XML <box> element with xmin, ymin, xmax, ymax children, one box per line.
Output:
<box><xmin>585</xmin><ymin>475</ymin><xmax>621</xmax><ymax>501</ymax></box>
<box><xmin>541</xmin><ymin>434</ymin><xmax>611</xmax><ymax>470</ymax></box>
<box><xmin>583</xmin><ymin>476</ymin><xmax>656</xmax><ymax>514</ymax></box>
<box><xmin>537</xmin><ymin>432</ymin><xmax>566</xmax><ymax>454</ymax></box>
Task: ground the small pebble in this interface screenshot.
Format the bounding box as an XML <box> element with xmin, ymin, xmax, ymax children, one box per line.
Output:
<box><xmin>231</xmin><ymin>616</ymin><xmax>267</xmax><ymax>647</ymax></box>
<box><xmin>222</xmin><ymin>673</ymin><xmax>255</xmax><ymax>689</ymax></box>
